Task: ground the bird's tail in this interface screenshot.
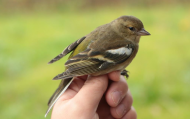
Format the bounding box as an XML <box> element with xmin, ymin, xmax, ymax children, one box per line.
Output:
<box><xmin>45</xmin><ymin>78</ymin><xmax>74</xmax><ymax>117</ymax></box>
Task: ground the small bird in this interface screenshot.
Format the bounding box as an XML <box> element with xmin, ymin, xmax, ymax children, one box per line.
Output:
<box><xmin>45</xmin><ymin>15</ymin><xmax>150</xmax><ymax>117</ymax></box>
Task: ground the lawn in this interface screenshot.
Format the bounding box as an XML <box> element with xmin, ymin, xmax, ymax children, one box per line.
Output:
<box><xmin>0</xmin><ymin>5</ymin><xmax>190</xmax><ymax>119</ymax></box>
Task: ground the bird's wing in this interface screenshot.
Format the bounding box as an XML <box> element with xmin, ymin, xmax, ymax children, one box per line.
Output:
<box><xmin>53</xmin><ymin>43</ymin><xmax>135</xmax><ymax>80</ymax></box>
<box><xmin>48</xmin><ymin>36</ymin><xmax>86</xmax><ymax>64</ymax></box>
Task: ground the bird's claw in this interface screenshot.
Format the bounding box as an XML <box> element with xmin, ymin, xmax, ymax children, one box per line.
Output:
<box><xmin>121</xmin><ymin>69</ymin><xmax>129</xmax><ymax>78</ymax></box>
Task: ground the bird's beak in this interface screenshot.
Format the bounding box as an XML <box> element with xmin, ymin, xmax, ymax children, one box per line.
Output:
<box><xmin>138</xmin><ymin>28</ymin><xmax>150</xmax><ymax>36</ymax></box>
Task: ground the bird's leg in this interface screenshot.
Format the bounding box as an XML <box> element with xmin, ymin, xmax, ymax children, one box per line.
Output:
<box><xmin>120</xmin><ymin>69</ymin><xmax>129</xmax><ymax>78</ymax></box>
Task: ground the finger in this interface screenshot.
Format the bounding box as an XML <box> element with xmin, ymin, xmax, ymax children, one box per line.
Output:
<box><xmin>56</xmin><ymin>76</ymin><xmax>87</xmax><ymax>102</ymax></box>
<box><xmin>73</xmin><ymin>75</ymin><xmax>109</xmax><ymax>112</ymax></box>
<box><xmin>122</xmin><ymin>107</ymin><xmax>137</xmax><ymax>119</ymax></box>
<box><xmin>110</xmin><ymin>90</ymin><xmax>133</xmax><ymax>118</ymax></box>
<box><xmin>56</xmin><ymin>75</ymin><xmax>90</xmax><ymax>101</ymax></box>
<box><xmin>108</xmin><ymin>71</ymin><xmax>121</xmax><ymax>82</ymax></box>
<box><xmin>92</xmin><ymin>113</ymin><xmax>99</xmax><ymax>119</ymax></box>
<box><xmin>106</xmin><ymin>75</ymin><xmax>128</xmax><ymax>107</ymax></box>
<box><xmin>77</xmin><ymin>75</ymin><xmax>88</xmax><ymax>81</ymax></box>
<box><xmin>69</xmin><ymin>77</ymin><xmax>86</xmax><ymax>92</ymax></box>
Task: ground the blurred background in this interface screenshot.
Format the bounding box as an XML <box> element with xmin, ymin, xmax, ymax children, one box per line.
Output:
<box><xmin>0</xmin><ymin>0</ymin><xmax>190</xmax><ymax>119</ymax></box>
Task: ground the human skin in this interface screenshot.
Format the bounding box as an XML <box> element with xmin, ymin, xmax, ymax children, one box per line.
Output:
<box><xmin>51</xmin><ymin>71</ymin><xmax>137</xmax><ymax>119</ymax></box>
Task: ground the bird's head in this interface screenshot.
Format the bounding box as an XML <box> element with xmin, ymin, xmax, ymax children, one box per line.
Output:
<box><xmin>111</xmin><ymin>16</ymin><xmax>150</xmax><ymax>43</ymax></box>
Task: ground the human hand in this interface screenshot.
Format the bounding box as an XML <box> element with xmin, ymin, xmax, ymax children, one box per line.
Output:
<box><xmin>51</xmin><ymin>71</ymin><xmax>137</xmax><ymax>119</ymax></box>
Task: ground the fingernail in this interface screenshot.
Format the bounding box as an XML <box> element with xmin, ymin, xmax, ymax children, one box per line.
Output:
<box><xmin>116</xmin><ymin>104</ymin><xmax>127</xmax><ymax>117</ymax></box>
<box><xmin>111</xmin><ymin>91</ymin><xmax>122</xmax><ymax>105</ymax></box>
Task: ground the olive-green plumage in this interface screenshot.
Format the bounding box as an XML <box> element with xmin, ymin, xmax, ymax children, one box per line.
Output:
<box><xmin>45</xmin><ymin>15</ymin><xmax>150</xmax><ymax>117</ymax></box>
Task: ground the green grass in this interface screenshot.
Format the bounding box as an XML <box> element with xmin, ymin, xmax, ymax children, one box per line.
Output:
<box><xmin>0</xmin><ymin>5</ymin><xmax>190</xmax><ymax>119</ymax></box>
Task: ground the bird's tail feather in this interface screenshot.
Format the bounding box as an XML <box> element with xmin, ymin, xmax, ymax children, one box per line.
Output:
<box><xmin>45</xmin><ymin>78</ymin><xmax>74</xmax><ymax>117</ymax></box>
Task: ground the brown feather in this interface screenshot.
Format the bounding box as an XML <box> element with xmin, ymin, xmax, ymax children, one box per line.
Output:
<box><xmin>48</xmin><ymin>36</ymin><xmax>86</xmax><ymax>64</ymax></box>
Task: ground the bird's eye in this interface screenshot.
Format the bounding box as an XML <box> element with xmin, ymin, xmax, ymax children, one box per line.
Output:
<box><xmin>128</xmin><ymin>27</ymin><xmax>135</xmax><ymax>31</ymax></box>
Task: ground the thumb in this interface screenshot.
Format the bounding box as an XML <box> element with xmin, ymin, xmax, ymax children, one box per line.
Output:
<box><xmin>74</xmin><ymin>75</ymin><xmax>108</xmax><ymax>112</ymax></box>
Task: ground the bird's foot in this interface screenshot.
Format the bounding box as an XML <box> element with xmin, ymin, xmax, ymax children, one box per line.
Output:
<box><xmin>121</xmin><ymin>69</ymin><xmax>129</xmax><ymax>78</ymax></box>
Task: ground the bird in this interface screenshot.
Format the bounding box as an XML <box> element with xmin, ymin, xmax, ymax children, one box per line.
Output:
<box><xmin>45</xmin><ymin>15</ymin><xmax>150</xmax><ymax>117</ymax></box>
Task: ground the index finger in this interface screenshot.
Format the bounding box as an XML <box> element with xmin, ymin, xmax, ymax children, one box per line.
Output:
<box><xmin>108</xmin><ymin>71</ymin><xmax>121</xmax><ymax>82</ymax></box>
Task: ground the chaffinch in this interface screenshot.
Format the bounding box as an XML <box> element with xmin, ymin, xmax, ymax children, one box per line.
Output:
<box><xmin>45</xmin><ymin>15</ymin><xmax>150</xmax><ymax>117</ymax></box>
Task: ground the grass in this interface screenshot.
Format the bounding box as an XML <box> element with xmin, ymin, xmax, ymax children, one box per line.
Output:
<box><xmin>0</xmin><ymin>5</ymin><xmax>190</xmax><ymax>119</ymax></box>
